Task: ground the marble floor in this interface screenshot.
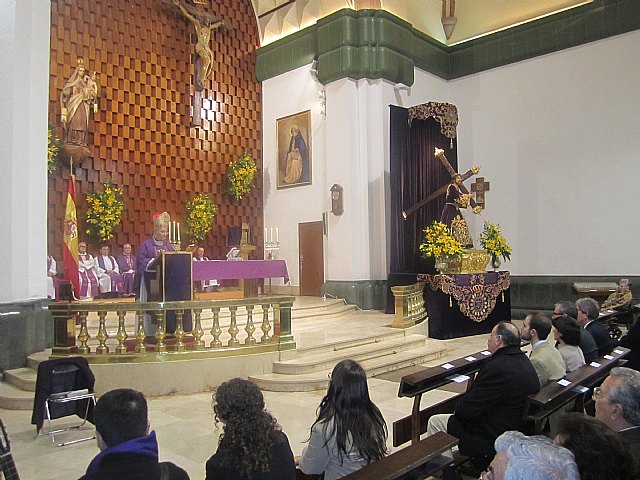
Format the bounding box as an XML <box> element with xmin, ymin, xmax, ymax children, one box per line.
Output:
<box><xmin>0</xmin><ymin>298</ymin><xmax>500</xmax><ymax>480</ymax></box>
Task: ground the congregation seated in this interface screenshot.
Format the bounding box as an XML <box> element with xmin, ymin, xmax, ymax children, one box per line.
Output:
<box><xmin>116</xmin><ymin>243</ymin><xmax>137</xmax><ymax>297</ymax></box>
<box><xmin>601</xmin><ymin>278</ymin><xmax>633</xmax><ymax>312</ymax></box>
<box><xmin>426</xmin><ymin>322</ymin><xmax>539</xmax><ymax>468</ymax></box>
<box><xmin>78</xmin><ymin>241</ymin><xmax>100</xmax><ymax>301</ymax></box>
<box><xmin>95</xmin><ymin>245</ymin><xmax>124</xmax><ymax>297</ymax></box>
<box><xmin>521</xmin><ymin>312</ymin><xmax>566</xmax><ymax>387</ymax></box>
<box><xmin>553</xmin><ymin>301</ymin><xmax>598</xmax><ymax>363</ymax></box>
<box><xmin>551</xmin><ymin>315</ymin><xmax>586</xmax><ymax>373</ymax></box>
<box><xmin>79</xmin><ymin>388</ymin><xmax>189</xmax><ymax>480</ymax></box>
<box><xmin>299</xmin><ymin>359</ymin><xmax>388</xmax><ymax>479</ymax></box>
<box><xmin>554</xmin><ymin>412</ymin><xmax>635</xmax><ymax>480</ymax></box>
<box><xmin>47</xmin><ymin>255</ymin><xmax>60</xmax><ymax>300</ymax></box>
<box><xmin>481</xmin><ymin>430</ymin><xmax>579</xmax><ymax>480</ymax></box>
<box><xmin>206</xmin><ymin>378</ymin><xmax>295</xmax><ymax>480</ymax></box>
<box><xmin>576</xmin><ymin>297</ymin><xmax>616</xmax><ymax>356</ymax></box>
<box><xmin>593</xmin><ymin>367</ymin><xmax>640</xmax><ymax>475</ymax></box>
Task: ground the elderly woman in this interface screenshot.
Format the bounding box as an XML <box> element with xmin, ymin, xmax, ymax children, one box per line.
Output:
<box><xmin>552</xmin><ymin>315</ymin><xmax>586</xmax><ymax>373</ymax></box>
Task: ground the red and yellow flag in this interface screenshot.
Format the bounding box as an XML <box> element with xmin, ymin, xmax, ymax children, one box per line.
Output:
<box><xmin>63</xmin><ymin>173</ymin><xmax>80</xmax><ymax>295</ymax></box>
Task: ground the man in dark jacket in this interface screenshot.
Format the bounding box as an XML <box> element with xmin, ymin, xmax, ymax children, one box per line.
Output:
<box><xmin>576</xmin><ymin>297</ymin><xmax>615</xmax><ymax>356</ymax></box>
<box><xmin>79</xmin><ymin>388</ymin><xmax>189</xmax><ymax>480</ymax></box>
<box><xmin>427</xmin><ymin>322</ymin><xmax>540</xmax><ymax>459</ymax></box>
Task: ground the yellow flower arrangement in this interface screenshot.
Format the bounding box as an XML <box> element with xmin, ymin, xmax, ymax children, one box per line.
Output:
<box><xmin>479</xmin><ymin>221</ymin><xmax>512</xmax><ymax>262</ymax></box>
<box><xmin>186</xmin><ymin>193</ymin><xmax>217</xmax><ymax>243</ymax></box>
<box><xmin>84</xmin><ymin>183</ymin><xmax>125</xmax><ymax>242</ymax></box>
<box><xmin>419</xmin><ymin>221</ymin><xmax>464</xmax><ymax>258</ymax></box>
<box><xmin>226</xmin><ymin>151</ymin><xmax>257</xmax><ymax>201</ymax></box>
<box><xmin>48</xmin><ymin>127</ymin><xmax>60</xmax><ymax>173</ymax></box>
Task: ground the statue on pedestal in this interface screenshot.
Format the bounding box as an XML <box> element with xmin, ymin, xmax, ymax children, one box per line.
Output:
<box><xmin>60</xmin><ymin>58</ymin><xmax>98</xmax><ymax>162</ymax></box>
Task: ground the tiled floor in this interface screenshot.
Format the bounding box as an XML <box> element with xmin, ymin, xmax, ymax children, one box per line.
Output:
<box><xmin>0</xmin><ymin>298</ymin><xmax>498</xmax><ymax>480</ymax></box>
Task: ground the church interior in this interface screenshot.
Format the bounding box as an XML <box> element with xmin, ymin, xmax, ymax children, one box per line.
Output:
<box><xmin>1</xmin><ymin>0</ymin><xmax>639</xmax><ymax>478</ymax></box>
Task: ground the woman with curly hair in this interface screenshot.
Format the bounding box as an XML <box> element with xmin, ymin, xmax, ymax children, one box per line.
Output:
<box><xmin>299</xmin><ymin>359</ymin><xmax>388</xmax><ymax>479</ymax></box>
<box><xmin>205</xmin><ymin>378</ymin><xmax>295</xmax><ymax>480</ymax></box>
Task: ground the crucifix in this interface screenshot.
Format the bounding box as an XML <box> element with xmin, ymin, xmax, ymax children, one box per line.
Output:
<box><xmin>471</xmin><ymin>177</ymin><xmax>490</xmax><ymax>207</ymax></box>
<box><xmin>402</xmin><ymin>147</ymin><xmax>483</xmax><ymax>219</ymax></box>
<box><xmin>172</xmin><ymin>0</ymin><xmax>226</xmax><ymax>126</ymax></box>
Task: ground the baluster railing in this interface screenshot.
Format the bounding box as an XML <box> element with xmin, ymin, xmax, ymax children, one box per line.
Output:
<box><xmin>49</xmin><ymin>296</ymin><xmax>297</xmax><ymax>359</ymax></box>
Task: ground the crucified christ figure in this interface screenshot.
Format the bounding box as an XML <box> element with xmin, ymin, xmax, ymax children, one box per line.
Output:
<box><xmin>172</xmin><ymin>0</ymin><xmax>225</xmax><ymax>91</ymax></box>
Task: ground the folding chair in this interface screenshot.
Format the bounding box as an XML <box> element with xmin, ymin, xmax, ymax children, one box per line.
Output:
<box><xmin>31</xmin><ymin>357</ymin><xmax>97</xmax><ymax>446</ymax></box>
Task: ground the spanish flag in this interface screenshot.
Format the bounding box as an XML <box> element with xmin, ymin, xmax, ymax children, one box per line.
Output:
<box><xmin>63</xmin><ymin>173</ymin><xmax>80</xmax><ymax>296</ymax></box>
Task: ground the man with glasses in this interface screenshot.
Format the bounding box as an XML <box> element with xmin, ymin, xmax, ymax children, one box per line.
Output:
<box><xmin>594</xmin><ymin>367</ymin><xmax>640</xmax><ymax>474</ymax></box>
<box><xmin>426</xmin><ymin>322</ymin><xmax>539</xmax><ymax>470</ymax></box>
<box><xmin>575</xmin><ymin>297</ymin><xmax>615</xmax><ymax>356</ymax></box>
<box><xmin>553</xmin><ymin>301</ymin><xmax>598</xmax><ymax>363</ymax></box>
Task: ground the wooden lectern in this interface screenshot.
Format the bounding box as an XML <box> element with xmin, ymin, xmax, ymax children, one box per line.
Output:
<box><xmin>148</xmin><ymin>251</ymin><xmax>193</xmax><ymax>332</ymax></box>
<box><xmin>148</xmin><ymin>251</ymin><xmax>193</xmax><ymax>302</ymax></box>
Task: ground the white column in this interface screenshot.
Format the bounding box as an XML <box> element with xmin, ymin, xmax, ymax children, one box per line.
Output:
<box><xmin>0</xmin><ymin>0</ymin><xmax>51</xmax><ymax>302</ymax></box>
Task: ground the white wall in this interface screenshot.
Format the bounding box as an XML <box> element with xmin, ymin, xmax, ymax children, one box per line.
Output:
<box><xmin>262</xmin><ymin>66</ymin><xmax>328</xmax><ymax>286</ymax></box>
<box><xmin>0</xmin><ymin>0</ymin><xmax>51</xmax><ymax>303</ymax></box>
<box><xmin>263</xmin><ymin>31</ymin><xmax>640</xmax><ymax>284</ymax></box>
<box><xmin>450</xmin><ymin>30</ymin><xmax>640</xmax><ymax>275</ymax></box>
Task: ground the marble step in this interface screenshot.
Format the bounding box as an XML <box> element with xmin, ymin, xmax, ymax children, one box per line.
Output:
<box><xmin>26</xmin><ymin>350</ymin><xmax>50</xmax><ymax>370</ymax></box>
<box><xmin>273</xmin><ymin>335</ymin><xmax>429</xmax><ymax>375</ymax></box>
<box><xmin>250</xmin><ymin>344</ymin><xmax>447</xmax><ymax>392</ymax></box>
<box><xmin>0</xmin><ymin>381</ymin><xmax>35</xmax><ymax>410</ymax></box>
<box><xmin>3</xmin><ymin>368</ymin><xmax>37</xmax><ymax>392</ymax></box>
<box><xmin>293</xmin><ymin>330</ymin><xmax>407</xmax><ymax>359</ymax></box>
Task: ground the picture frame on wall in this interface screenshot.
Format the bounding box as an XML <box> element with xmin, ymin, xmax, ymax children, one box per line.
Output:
<box><xmin>276</xmin><ymin>110</ymin><xmax>311</xmax><ymax>189</ymax></box>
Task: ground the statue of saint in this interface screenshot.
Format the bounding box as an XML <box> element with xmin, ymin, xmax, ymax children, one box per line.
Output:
<box><xmin>440</xmin><ymin>171</ymin><xmax>482</xmax><ymax>248</ymax></box>
<box><xmin>172</xmin><ymin>0</ymin><xmax>225</xmax><ymax>91</ymax></box>
<box><xmin>60</xmin><ymin>58</ymin><xmax>98</xmax><ymax>146</ymax></box>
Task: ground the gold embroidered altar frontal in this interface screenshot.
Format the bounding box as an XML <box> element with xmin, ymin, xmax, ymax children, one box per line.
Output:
<box><xmin>418</xmin><ymin>272</ymin><xmax>511</xmax><ymax>322</ymax></box>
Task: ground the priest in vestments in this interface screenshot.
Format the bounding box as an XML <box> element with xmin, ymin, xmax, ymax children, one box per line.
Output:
<box><xmin>95</xmin><ymin>245</ymin><xmax>124</xmax><ymax>297</ymax></box>
<box><xmin>78</xmin><ymin>242</ymin><xmax>99</xmax><ymax>300</ymax></box>
<box><xmin>134</xmin><ymin>212</ymin><xmax>175</xmax><ymax>334</ymax></box>
<box><xmin>47</xmin><ymin>255</ymin><xmax>60</xmax><ymax>300</ymax></box>
<box><xmin>116</xmin><ymin>243</ymin><xmax>137</xmax><ymax>296</ymax></box>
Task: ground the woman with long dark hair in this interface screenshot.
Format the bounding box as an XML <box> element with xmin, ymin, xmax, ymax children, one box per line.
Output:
<box><xmin>205</xmin><ymin>378</ymin><xmax>295</xmax><ymax>480</ymax></box>
<box><xmin>299</xmin><ymin>359</ymin><xmax>388</xmax><ymax>479</ymax></box>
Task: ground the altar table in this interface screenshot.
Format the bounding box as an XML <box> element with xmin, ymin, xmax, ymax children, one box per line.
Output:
<box><xmin>417</xmin><ymin>271</ymin><xmax>511</xmax><ymax>340</ymax></box>
<box><xmin>192</xmin><ymin>259</ymin><xmax>289</xmax><ymax>283</ymax></box>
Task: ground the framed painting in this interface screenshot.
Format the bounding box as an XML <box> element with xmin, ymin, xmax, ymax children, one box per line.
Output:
<box><xmin>277</xmin><ymin>110</ymin><xmax>312</xmax><ymax>189</ymax></box>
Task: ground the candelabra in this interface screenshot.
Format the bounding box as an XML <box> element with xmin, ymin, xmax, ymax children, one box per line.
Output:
<box><xmin>265</xmin><ymin>240</ymin><xmax>280</xmax><ymax>260</ymax></box>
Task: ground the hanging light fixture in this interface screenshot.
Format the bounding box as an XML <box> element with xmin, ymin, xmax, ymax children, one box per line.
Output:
<box><xmin>441</xmin><ymin>0</ymin><xmax>457</xmax><ymax>40</ymax></box>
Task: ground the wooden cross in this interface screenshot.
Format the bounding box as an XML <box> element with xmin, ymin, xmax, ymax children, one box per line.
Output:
<box><xmin>471</xmin><ymin>177</ymin><xmax>490</xmax><ymax>207</ymax></box>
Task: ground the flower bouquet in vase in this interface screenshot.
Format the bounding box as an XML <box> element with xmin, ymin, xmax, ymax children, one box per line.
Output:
<box><xmin>479</xmin><ymin>221</ymin><xmax>511</xmax><ymax>271</ymax></box>
<box><xmin>419</xmin><ymin>221</ymin><xmax>464</xmax><ymax>273</ymax></box>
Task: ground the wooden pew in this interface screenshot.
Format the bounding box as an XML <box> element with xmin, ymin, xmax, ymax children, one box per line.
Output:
<box><xmin>394</xmin><ymin>349</ymin><xmax>493</xmax><ymax>447</ymax></box>
<box><xmin>342</xmin><ymin>432</ymin><xmax>459</xmax><ymax>480</ymax></box>
<box><xmin>523</xmin><ymin>346</ymin><xmax>630</xmax><ymax>434</ymax></box>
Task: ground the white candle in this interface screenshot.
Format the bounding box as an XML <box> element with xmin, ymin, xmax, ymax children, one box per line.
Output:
<box><xmin>276</xmin><ymin>227</ymin><xmax>279</xmax><ymax>243</ymax></box>
<box><xmin>270</xmin><ymin>227</ymin><xmax>273</xmax><ymax>243</ymax></box>
<box><xmin>264</xmin><ymin>227</ymin><xmax>268</xmax><ymax>244</ymax></box>
<box><xmin>177</xmin><ymin>222</ymin><xmax>180</xmax><ymax>243</ymax></box>
<box><xmin>168</xmin><ymin>221</ymin><xmax>172</xmax><ymax>242</ymax></box>
<box><xmin>173</xmin><ymin>221</ymin><xmax>176</xmax><ymax>242</ymax></box>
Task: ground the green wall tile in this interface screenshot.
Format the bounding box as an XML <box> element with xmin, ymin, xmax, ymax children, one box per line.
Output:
<box><xmin>256</xmin><ymin>0</ymin><xmax>640</xmax><ymax>84</ymax></box>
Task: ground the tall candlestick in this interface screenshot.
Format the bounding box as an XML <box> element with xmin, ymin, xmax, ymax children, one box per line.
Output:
<box><xmin>276</xmin><ymin>227</ymin><xmax>279</xmax><ymax>243</ymax></box>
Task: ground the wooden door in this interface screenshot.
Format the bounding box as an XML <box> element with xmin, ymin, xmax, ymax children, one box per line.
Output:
<box><xmin>299</xmin><ymin>221</ymin><xmax>324</xmax><ymax>296</ymax></box>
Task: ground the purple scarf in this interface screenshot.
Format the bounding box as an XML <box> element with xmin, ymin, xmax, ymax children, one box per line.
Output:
<box><xmin>86</xmin><ymin>431</ymin><xmax>159</xmax><ymax>474</ymax></box>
